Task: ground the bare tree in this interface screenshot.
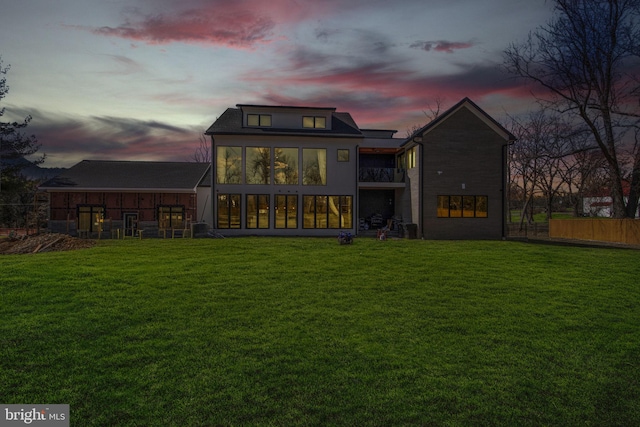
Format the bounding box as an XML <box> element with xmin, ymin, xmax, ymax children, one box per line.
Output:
<box><xmin>533</xmin><ymin>113</ymin><xmax>574</xmax><ymax>220</ymax></box>
<box><xmin>248</xmin><ymin>147</ymin><xmax>270</xmax><ymax>184</ymax></box>
<box><xmin>559</xmin><ymin>133</ymin><xmax>610</xmax><ymax>216</ymax></box>
<box><xmin>191</xmin><ymin>133</ymin><xmax>210</xmax><ymax>163</ymax></box>
<box><xmin>504</xmin><ymin>0</ymin><xmax>640</xmax><ymax>218</ymax></box>
<box><xmin>404</xmin><ymin>97</ymin><xmax>447</xmax><ymax>138</ymax></box>
<box><xmin>508</xmin><ymin>110</ymin><xmax>548</xmax><ymax>227</ymax></box>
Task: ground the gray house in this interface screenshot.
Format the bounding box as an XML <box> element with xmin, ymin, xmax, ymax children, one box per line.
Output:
<box><xmin>39</xmin><ymin>97</ymin><xmax>514</xmax><ymax>239</ymax></box>
<box><xmin>205</xmin><ymin>98</ymin><xmax>515</xmax><ymax>239</ymax></box>
<box><xmin>205</xmin><ymin>104</ymin><xmax>363</xmax><ymax>237</ymax></box>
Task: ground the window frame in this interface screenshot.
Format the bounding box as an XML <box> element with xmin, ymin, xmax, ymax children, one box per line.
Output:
<box><xmin>245</xmin><ymin>146</ymin><xmax>271</xmax><ymax>185</ymax></box>
<box><xmin>302</xmin><ymin>148</ymin><xmax>327</xmax><ymax>186</ymax></box>
<box><xmin>217</xmin><ymin>194</ymin><xmax>241</xmax><ymax>229</ymax></box>
<box><xmin>77</xmin><ymin>205</ymin><xmax>105</xmax><ymax>232</ymax></box>
<box><xmin>407</xmin><ymin>146</ymin><xmax>417</xmax><ymax>169</ymax></box>
<box><xmin>158</xmin><ymin>205</ymin><xmax>185</xmax><ymax>229</ymax></box>
<box><xmin>303</xmin><ymin>195</ymin><xmax>353</xmax><ymax>229</ymax></box>
<box><xmin>437</xmin><ymin>195</ymin><xmax>488</xmax><ymax>218</ymax></box>
<box><xmin>247</xmin><ymin>114</ymin><xmax>272</xmax><ymax>127</ymax></box>
<box><xmin>216</xmin><ymin>146</ymin><xmax>242</xmax><ymax>184</ymax></box>
<box><xmin>274</xmin><ymin>147</ymin><xmax>299</xmax><ymax>185</ymax></box>
<box><xmin>275</xmin><ymin>194</ymin><xmax>298</xmax><ymax>229</ymax></box>
<box><xmin>302</xmin><ymin>116</ymin><xmax>327</xmax><ymax>129</ymax></box>
<box><xmin>337</xmin><ymin>149</ymin><xmax>350</xmax><ymax>162</ymax></box>
<box><xmin>246</xmin><ymin>194</ymin><xmax>270</xmax><ymax>229</ymax></box>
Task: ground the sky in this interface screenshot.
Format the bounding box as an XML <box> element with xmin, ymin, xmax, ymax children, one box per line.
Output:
<box><xmin>0</xmin><ymin>0</ymin><xmax>554</xmax><ymax>168</ymax></box>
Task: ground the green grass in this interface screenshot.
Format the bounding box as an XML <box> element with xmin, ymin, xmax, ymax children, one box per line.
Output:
<box><xmin>1</xmin><ymin>238</ymin><xmax>639</xmax><ymax>426</ymax></box>
<box><xmin>509</xmin><ymin>210</ymin><xmax>575</xmax><ymax>222</ymax></box>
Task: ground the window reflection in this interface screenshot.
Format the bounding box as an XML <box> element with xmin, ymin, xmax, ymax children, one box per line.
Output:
<box><xmin>302</xmin><ymin>148</ymin><xmax>327</xmax><ymax>185</ymax></box>
<box><xmin>303</xmin><ymin>195</ymin><xmax>352</xmax><ymax>229</ymax></box>
<box><xmin>218</xmin><ymin>194</ymin><xmax>241</xmax><ymax>228</ymax></box>
<box><xmin>246</xmin><ymin>195</ymin><xmax>269</xmax><ymax>229</ymax></box>
<box><xmin>275</xmin><ymin>195</ymin><xmax>297</xmax><ymax>229</ymax></box>
<box><xmin>246</xmin><ymin>147</ymin><xmax>271</xmax><ymax>184</ymax></box>
<box><xmin>216</xmin><ymin>146</ymin><xmax>242</xmax><ymax>184</ymax></box>
<box><xmin>274</xmin><ymin>148</ymin><xmax>298</xmax><ymax>184</ymax></box>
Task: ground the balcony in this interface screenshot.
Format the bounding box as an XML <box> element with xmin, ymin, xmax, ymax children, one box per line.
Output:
<box><xmin>358</xmin><ymin>167</ymin><xmax>405</xmax><ymax>186</ymax></box>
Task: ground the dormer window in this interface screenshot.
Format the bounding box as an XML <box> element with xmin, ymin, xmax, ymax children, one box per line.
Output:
<box><xmin>247</xmin><ymin>114</ymin><xmax>272</xmax><ymax>127</ymax></box>
<box><xmin>303</xmin><ymin>116</ymin><xmax>326</xmax><ymax>129</ymax></box>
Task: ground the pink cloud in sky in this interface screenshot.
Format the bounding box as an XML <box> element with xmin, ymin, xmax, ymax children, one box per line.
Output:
<box><xmin>88</xmin><ymin>0</ymin><xmax>327</xmax><ymax>48</ymax></box>
<box><xmin>15</xmin><ymin>109</ymin><xmax>203</xmax><ymax>167</ymax></box>
<box><xmin>410</xmin><ymin>40</ymin><xmax>475</xmax><ymax>53</ymax></box>
<box><xmin>242</xmin><ymin>50</ymin><xmax>529</xmax><ymax>128</ymax></box>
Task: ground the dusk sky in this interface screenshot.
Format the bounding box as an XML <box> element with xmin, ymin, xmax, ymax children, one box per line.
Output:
<box><xmin>1</xmin><ymin>0</ymin><xmax>553</xmax><ymax>168</ymax></box>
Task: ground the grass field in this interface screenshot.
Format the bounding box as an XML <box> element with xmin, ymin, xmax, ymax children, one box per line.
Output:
<box><xmin>1</xmin><ymin>237</ymin><xmax>639</xmax><ymax>426</ymax></box>
<box><xmin>509</xmin><ymin>210</ymin><xmax>576</xmax><ymax>222</ymax></box>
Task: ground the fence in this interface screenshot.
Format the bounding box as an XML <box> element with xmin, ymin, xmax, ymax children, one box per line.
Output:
<box><xmin>507</xmin><ymin>222</ymin><xmax>549</xmax><ymax>238</ymax></box>
<box><xmin>549</xmin><ymin>219</ymin><xmax>640</xmax><ymax>245</ymax></box>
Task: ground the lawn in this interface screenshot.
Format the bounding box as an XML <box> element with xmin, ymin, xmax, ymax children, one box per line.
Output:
<box><xmin>509</xmin><ymin>210</ymin><xmax>576</xmax><ymax>222</ymax></box>
<box><xmin>1</xmin><ymin>237</ymin><xmax>639</xmax><ymax>426</ymax></box>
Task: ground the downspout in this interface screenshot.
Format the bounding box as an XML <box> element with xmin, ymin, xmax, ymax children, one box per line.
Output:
<box><xmin>502</xmin><ymin>140</ymin><xmax>515</xmax><ymax>239</ymax></box>
<box><xmin>210</xmin><ymin>135</ymin><xmax>216</xmax><ymax>230</ymax></box>
<box><xmin>412</xmin><ymin>138</ymin><xmax>425</xmax><ymax>239</ymax></box>
<box><xmin>502</xmin><ymin>143</ymin><xmax>506</xmax><ymax>239</ymax></box>
<box><xmin>355</xmin><ymin>144</ymin><xmax>360</xmax><ymax>236</ymax></box>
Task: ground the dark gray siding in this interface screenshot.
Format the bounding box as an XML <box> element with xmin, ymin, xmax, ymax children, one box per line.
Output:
<box><xmin>421</xmin><ymin>108</ymin><xmax>506</xmax><ymax>239</ymax></box>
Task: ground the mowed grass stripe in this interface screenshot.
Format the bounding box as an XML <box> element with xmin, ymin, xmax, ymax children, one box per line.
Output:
<box><xmin>1</xmin><ymin>238</ymin><xmax>638</xmax><ymax>425</ymax></box>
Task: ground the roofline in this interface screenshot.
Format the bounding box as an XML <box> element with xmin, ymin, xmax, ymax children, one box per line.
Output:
<box><xmin>360</xmin><ymin>128</ymin><xmax>398</xmax><ymax>133</ymax></box>
<box><xmin>236</xmin><ymin>104</ymin><xmax>337</xmax><ymax>111</ymax></box>
<box><xmin>205</xmin><ymin>130</ymin><xmax>364</xmax><ymax>138</ymax></box>
<box><xmin>401</xmin><ymin>97</ymin><xmax>517</xmax><ymax>147</ymax></box>
<box><xmin>69</xmin><ymin>160</ymin><xmax>202</xmax><ymax>165</ymax></box>
<box><xmin>39</xmin><ymin>187</ymin><xmax>199</xmax><ymax>193</ymax></box>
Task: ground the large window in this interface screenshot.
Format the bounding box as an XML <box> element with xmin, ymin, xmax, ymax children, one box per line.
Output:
<box><xmin>78</xmin><ymin>205</ymin><xmax>104</xmax><ymax>232</ymax></box>
<box><xmin>217</xmin><ymin>194</ymin><xmax>241</xmax><ymax>228</ymax></box>
<box><xmin>275</xmin><ymin>195</ymin><xmax>297</xmax><ymax>229</ymax></box>
<box><xmin>407</xmin><ymin>146</ymin><xmax>417</xmax><ymax>169</ymax></box>
<box><xmin>303</xmin><ymin>116</ymin><xmax>326</xmax><ymax>129</ymax></box>
<box><xmin>217</xmin><ymin>146</ymin><xmax>242</xmax><ymax>184</ymax></box>
<box><xmin>158</xmin><ymin>205</ymin><xmax>184</xmax><ymax>229</ymax></box>
<box><xmin>437</xmin><ymin>195</ymin><xmax>488</xmax><ymax>218</ymax></box>
<box><xmin>329</xmin><ymin>196</ymin><xmax>353</xmax><ymax>229</ymax></box>
<box><xmin>246</xmin><ymin>147</ymin><xmax>271</xmax><ymax>184</ymax></box>
<box><xmin>303</xmin><ymin>195</ymin><xmax>352</xmax><ymax>229</ymax></box>
<box><xmin>274</xmin><ymin>148</ymin><xmax>298</xmax><ymax>184</ymax></box>
<box><xmin>302</xmin><ymin>148</ymin><xmax>327</xmax><ymax>185</ymax></box>
<box><xmin>246</xmin><ymin>195</ymin><xmax>270</xmax><ymax>229</ymax></box>
<box><xmin>247</xmin><ymin>114</ymin><xmax>271</xmax><ymax>127</ymax></box>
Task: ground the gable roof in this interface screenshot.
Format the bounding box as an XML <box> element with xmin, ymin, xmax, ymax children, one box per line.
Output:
<box><xmin>402</xmin><ymin>97</ymin><xmax>516</xmax><ymax>146</ymax></box>
<box><xmin>39</xmin><ymin>160</ymin><xmax>210</xmax><ymax>192</ymax></box>
<box><xmin>584</xmin><ymin>180</ymin><xmax>633</xmax><ymax>198</ymax></box>
<box><xmin>205</xmin><ymin>106</ymin><xmax>363</xmax><ymax>138</ymax></box>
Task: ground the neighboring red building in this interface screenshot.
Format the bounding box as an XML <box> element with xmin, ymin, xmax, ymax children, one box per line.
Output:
<box><xmin>582</xmin><ymin>181</ymin><xmax>640</xmax><ymax>218</ymax></box>
<box><xmin>39</xmin><ymin>160</ymin><xmax>210</xmax><ymax>237</ymax></box>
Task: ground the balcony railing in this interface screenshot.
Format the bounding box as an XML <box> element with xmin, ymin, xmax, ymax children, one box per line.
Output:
<box><xmin>358</xmin><ymin>167</ymin><xmax>405</xmax><ymax>183</ymax></box>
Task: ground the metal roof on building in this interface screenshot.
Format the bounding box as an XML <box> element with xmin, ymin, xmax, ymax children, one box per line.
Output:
<box><xmin>205</xmin><ymin>107</ymin><xmax>363</xmax><ymax>137</ymax></box>
<box><xmin>39</xmin><ymin>160</ymin><xmax>210</xmax><ymax>192</ymax></box>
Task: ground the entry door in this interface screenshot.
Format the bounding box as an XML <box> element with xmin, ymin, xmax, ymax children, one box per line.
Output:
<box><xmin>123</xmin><ymin>213</ymin><xmax>138</xmax><ymax>236</ymax></box>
